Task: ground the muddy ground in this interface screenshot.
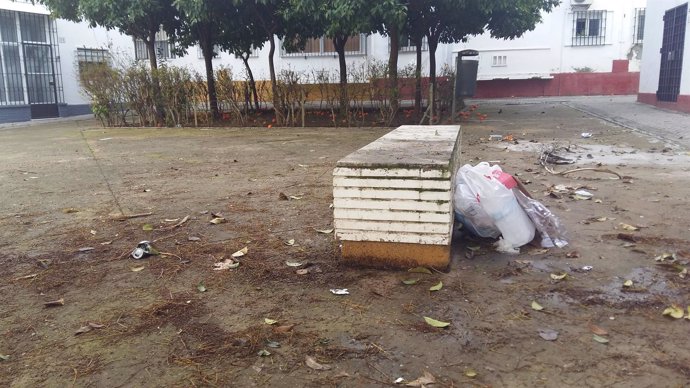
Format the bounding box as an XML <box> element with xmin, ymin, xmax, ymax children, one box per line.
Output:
<box><xmin>1</xmin><ymin>101</ymin><xmax>689</xmax><ymax>388</ymax></box>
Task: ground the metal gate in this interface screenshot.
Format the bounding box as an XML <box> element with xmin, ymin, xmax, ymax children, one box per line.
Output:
<box><xmin>658</xmin><ymin>3</ymin><xmax>688</xmax><ymax>102</ymax></box>
<box><xmin>23</xmin><ymin>42</ymin><xmax>58</xmax><ymax>118</ymax></box>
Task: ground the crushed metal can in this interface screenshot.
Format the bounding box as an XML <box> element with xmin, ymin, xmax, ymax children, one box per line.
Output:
<box><xmin>131</xmin><ymin>240</ymin><xmax>153</xmax><ymax>260</ymax></box>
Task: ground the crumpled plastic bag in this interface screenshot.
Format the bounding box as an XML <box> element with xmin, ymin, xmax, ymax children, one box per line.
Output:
<box><xmin>453</xmin><ymin>173</ymin><xmax>501</xmax><ymax>239</ymax></box>
<box><xmin>513</xmin><ymin>190</ymin><xmax>568</xmax><ymax>248</ymax></box>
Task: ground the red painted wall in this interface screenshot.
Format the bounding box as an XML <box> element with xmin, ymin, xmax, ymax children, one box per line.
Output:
<box><xmin>637</xmin><ymin>93</ymin><xmax>690</xmax><ymax>114</ymax></box>
<box><xmin>473</xmin><ymin>72</ymin><xmax>640</xmax><ymax>99</ymax></box>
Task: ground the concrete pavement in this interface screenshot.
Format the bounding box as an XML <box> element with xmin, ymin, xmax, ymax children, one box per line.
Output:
<box><xmin>472</xmin><ymin>95</ymin><xmax>690</xmax><ymax>150</ymax></box>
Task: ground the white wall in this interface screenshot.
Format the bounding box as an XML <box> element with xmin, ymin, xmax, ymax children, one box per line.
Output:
<box><xmin>455</xmin><ymin>0</ymin><xmax>646</xmax><ymax>80</ymax></box>
<box><xmin>5</xmin><ymin>0</ymin><xmax>648</xmax><ymax>108</ymax></box>
<box><xmin>55</xmin><ymin>21</ymin><xmax>134</xmax><ymax>105</ymax></box>
<box><xmin>639</xmin><ymin>0</ymin><xmax>690</xmax><ymax>96</ymax></box>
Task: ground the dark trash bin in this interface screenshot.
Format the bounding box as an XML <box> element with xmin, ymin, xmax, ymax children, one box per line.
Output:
<box><xmin>455</xmin><ymin>49</ymin><xmax>479</xmax><ymax>98</ymax></box>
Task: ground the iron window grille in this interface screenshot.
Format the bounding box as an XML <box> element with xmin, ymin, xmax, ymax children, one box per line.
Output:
<box><xmin>77</xmin><ymin>48</ymin><xmax>109</xmax><ymax>64</ymax></box>
<box><xmin>134</xmin><ymin>30</ymin><xmax>175</xmax><ymax>61</ymax></box>
<box><xmin>197</xmin><ymin>45</ymin><xmax>222</xmax><ymax>59</ymax></box>
<box><xmin>77</xmin><ymin>48</ymin><xmax>110</xmax><ymax>74</ymax></box>
<box><xmin>399</xmin><ymin>36</ymin><xmax>429</xmax><ymax>52</ymax></box>
<box><xmin>0</xmin><ymin>10</ymin><xmax>63</xmax><ymax>106</ymax></box>
<box><xmin>572</xmin><ymin>10</ymin><xmax>607</xmax><ymax>46</ymax></box>
<box><xmin>282</xmin><ymin>34</ymin><xmax>366</xmax><ymax>57</ymax></box>
<box><xmin>634</xmin><ymin>8</ymin><xmax>646</xmax><ymax>43</ymax></box>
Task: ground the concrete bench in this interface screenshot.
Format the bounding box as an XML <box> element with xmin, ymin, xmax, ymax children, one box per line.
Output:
<box><xmin>333</xmin><ymin>125</ymin><xmax>462</xmax><ymax>269</ymax></box>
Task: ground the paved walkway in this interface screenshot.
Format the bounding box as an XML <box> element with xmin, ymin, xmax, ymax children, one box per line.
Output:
<box><xmin>473</xmin><ymin>95</ymin><xmax>690</xmax><ymax>150</ymax></box>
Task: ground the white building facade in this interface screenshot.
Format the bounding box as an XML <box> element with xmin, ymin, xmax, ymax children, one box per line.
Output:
<box><xmin>638</xmin><ymin>0</ymin><xmax>690</xmax><ymax>113</ymax></box>
<box><xmin>1</xmin><ymin>0</ymin><xmax>647</xmax><ymax>124</ymax></box>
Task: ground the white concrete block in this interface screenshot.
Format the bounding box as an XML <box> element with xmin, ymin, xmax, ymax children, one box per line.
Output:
<box><xmin>333</xmin><ymin>125</ymin><xmax>461</xmax><ymax>247</ymax></box>
<box><xmin>333</xmin><ymin>167</ymin><xmax>450</xmax><ymax>179</ymax></box>
<box><xmin>334</xmin><ymin>219</ymin><xmax>451</xmax><ymax>234</ymax></box>
<box><xmin>333</xmin><ymin>198</ymin><xmax>451</xmax><ymax>212</ymax></box>
<box><xmin>333</xmin><ymin>176</ymin><xmax>451</xmax><ymax>190</ymax></box>
<box><xmin>333</xmin><ymin>187</ymin><xmax>451</xmax><ymax>201</ymax></box>
<box><xmin>334</xmin><ymin>208</ymin><xmax>452</xmax><ymax>223</ymax></box>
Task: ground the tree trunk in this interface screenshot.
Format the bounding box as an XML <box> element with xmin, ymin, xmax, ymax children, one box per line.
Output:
<box><xmin>242</xmin><ymin>55</ymin><xmax>259</xmax><ymax>111</ymax></box>
<box><xmin>146</xmin><ymin>30</ymin><xmax>165</xmax><ymax>126</ymax></box>
<box><xmin>428</xmin><ymin>37</ymin><xmax>438</xmax><ymax>124</ymax></box>
<box><xmin>388</xmin><ymin>25</ymin><xmax>400</xmax><ymax>125</ymax></box>
<box><xmin>201</xmin><ymin>41</ymin><xmax>220</xmax><ymax>121</ymax></box>
<box><xmin>334</xmin><ymin>36</ymin><xmax>349</xmax><ymax>121</ymax></box>
<box><xmin>413</xmin><ymin>34</ymin><xmax>423</xmax><ymax>119</ymax></box>
<box><xmin>267</xmin><ymin>34</ymin><xmax>283</xmax><ymax>125</ymax></box>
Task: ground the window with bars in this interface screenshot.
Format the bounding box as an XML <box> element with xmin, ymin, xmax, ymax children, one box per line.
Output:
<box><xmin>197</xmin><ymin>45</ymin><xmax>222</xmax><ymax>59</ymax></box>
<box><xmin>77</xmin><ymin>48</ymin><xmax>109</xmax><ymax>74</ymax></box>
<box><xmin>400</xmin><ymin>35</ymin><xmax>428</xmax><ymax>52</ymax></box>
<box><xmin>134</xmin><ymin>30</ymin><xmax>175</xmax><ymax>61</ymax></box>
<box><xmin>282</xmin><ymin>35</ymin><xmax>366</xmax><ymax>57</ymax></box>
<box><xmin>634</xmin><ymin>8</ymin><xmax>646</xmax><ymax>43</ymax></box>
<box><xmin>0</xmin><ymin>10</ymin><xmax>64</xmax><ymax>108</ymax></box>
<box><xmin>0</xmin><ymin>11</ymin><xmax>24</xmax><ymax>105</ymax></box>
<box><xmin>572</xmin><ymin>10</ymin><xmax>607</xmax><ymax>46</ymax></box>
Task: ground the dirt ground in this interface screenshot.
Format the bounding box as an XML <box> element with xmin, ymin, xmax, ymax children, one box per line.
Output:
<box><xmin>1</xmin><ymin>101</ymin><xmax>689</xmax><ymax>388</ymax></box>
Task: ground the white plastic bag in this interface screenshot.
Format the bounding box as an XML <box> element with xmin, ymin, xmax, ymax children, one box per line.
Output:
<box><xmin>453</xmin><ymin>171</ymin><xmax>501</xmax><ymax>238</ymax></box>
<box><xmin>459</xmin><ymin>163</ymin><xmax>536</xmax><ymax>250</ymax></box>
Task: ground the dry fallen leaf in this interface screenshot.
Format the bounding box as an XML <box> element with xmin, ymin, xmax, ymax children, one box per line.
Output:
<box><xmin>662</xmin><ymin>305</ymin><xmax>685</xmax><ymax>319</ymax></box>
<box><xmin>402</xmin><ymin>279</ymin><xmax>419</xmax><ymax>285</ymax></box>
<box><xmin>315</xmin><ymin>228</ymin><xmax>334</xmax><ymax>234</ymax></box>
<box><xmin>264</xmin><ymin>318</ymin><xmax>278</xmax><ymax>325</ymax></box>
<box><xmin>423</xmin><ymin>316</ymin><xmax>450</xmax><ymax>328</ymax></box>
<box><xmin>589</xmin><ymin>324</ymin><xmax>608</xmax><ymax>336</ymax></box>
<box><xmin>619</xmin><ymin>223</ymin><xmax>639</xmax><ymax>232</ymax></box>
<box><xmin>209</xmin><ymin>217</ymin><xmax>226</xmax><ymax>224</ymax></box>
<box><xmin>305</xmin><ymin>356</ymin><xmax>331</xmax><ymax>371</ymax></box>
<box><xmin>464</xmin><ymin>369</ymin><xmax>477</xmax><ymax>378</ymax></box>
<box><xmin>405</xmin><ymin>371</ymin><xmax>435</xmax><ymax>386</ymax></box>
<box><xmin>531</xmin><ymin>301</ymin><xmax>544</xmax><ymax>311</ymax></box>
<box><xmin>44</xmin><ymin>298</ymin><xmax>65</xmax><ymax>308</ymax></box>
<box><xmin>593</xmin><ymin>334</ymin><xmax>609</xmax><ymax>344</ymax></box>
<box><xmin>74</xmin><ymin>325</ymin><xmax>92</xmax><ymax>335</ymax></box>
<box><xmin>231</xmin><ymin>247</ymin><xmax>248</xmax><ymax>258</ymax></box>
<box><xmin>408</xmin><ymin>267</ymin><xmax>432</xmax><ymax>275</ymax></box>
<box><xmin>429</xmin><ymin>281</ymin><xmax>443</xmax><ymax>291</ymax></box>
<box><xmin>130</xmin><ymin>266</ymin><xmax>145</xmax><ymax>272</ymax></box>
<box><xmin>550</xmin><ymin>273</ymin><xmax>567</xmax><ymax>281</ymax></box>
<box><xmin>273</xmin><ymin>324</ymin><xmax>295</xmax><ymax>333</ymax></box>
<box><xmin>623</xmin><ymin>280</ymin><xmax>633</xmax><ymax>287</ymax></box>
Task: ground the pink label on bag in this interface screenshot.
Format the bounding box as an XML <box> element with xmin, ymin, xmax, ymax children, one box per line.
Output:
<box><xmin>495</xmin><ymin>171</ymin><xmax>517</xmax><ymax>189</ymax></box>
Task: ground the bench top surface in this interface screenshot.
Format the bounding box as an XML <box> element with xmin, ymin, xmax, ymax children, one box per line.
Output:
<box><xmin>336</xmin><ymin>125</ymin><xmax>461</xmax><ymax>170</ymax></box>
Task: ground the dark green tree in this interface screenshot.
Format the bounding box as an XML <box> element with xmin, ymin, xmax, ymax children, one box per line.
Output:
<box><xmin>289</xmin><ymin>0</ymin><xmax>375</xmax><ymax>119</ymax></box>
<box><xmin>173</xmin><ymin>0</ymin><xmax>238</xmax><ymax>121</ymax></box>
<box><xmin>221</xmin><ymin>8</ymin><xmax>266</xmax><ymax>111</ymax></box>
<box><xmin>238</xmin><ymin>0</ymin><xmax>290</xmax><ymax>125</ymax></box>
<box><xmin>413</xmin><ymin>0</ymin><xmax>560</xmax><ymax>122</ymax></box>
<box><xmin>371</xmin><ymin>0</ymin><xmax>408</xmax><ymax>125</ymax></box>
